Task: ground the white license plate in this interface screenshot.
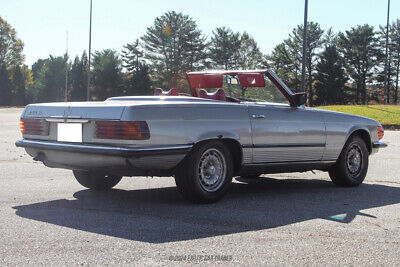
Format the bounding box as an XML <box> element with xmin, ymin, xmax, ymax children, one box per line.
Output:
<box><xmin>57</xmin><ymin>123</ymin><xmax>83</xmax><ymax>143</ymax></box>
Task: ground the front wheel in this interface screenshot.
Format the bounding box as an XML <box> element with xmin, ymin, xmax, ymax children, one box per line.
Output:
<box><xmin>329</xmin><ymin>136</ymin><xmax>369</xmax><ymax>187</ymax></box>
<box><xmin>174</xmin><ymin>141</ymin><xmax>233</xmax><ymax>203</ymax></box>
<box><xmin>73</xmin><ymin>170</ymin><xmax>122</xmax><ymax>190</ymax></box>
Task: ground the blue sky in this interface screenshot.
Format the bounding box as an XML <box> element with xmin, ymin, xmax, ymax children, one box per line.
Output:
<box><xmin>2</xmin><ymin>0</ymin><xmax>400</xmax><ymax>66</ymax></box>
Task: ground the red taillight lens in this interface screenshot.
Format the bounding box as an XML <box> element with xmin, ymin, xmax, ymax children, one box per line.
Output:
<box><xmin>95</xmin><ymin>121</ymin><xmax>150</xmax><ymax>140</ymax></box>
<box><xmin>377</xmin><ymin>125</ymin><xmax>384</xmax><ymax>140</ymax></box>
<box><xmin>20</xmin><ymin>118</ymin><xmax>49</xmax><ymax>136</ymax></box>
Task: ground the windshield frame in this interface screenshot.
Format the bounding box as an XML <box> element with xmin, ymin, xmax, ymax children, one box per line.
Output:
<box><xmin>186</xmin><ymin>69</ymin><xmax>296</xmax><ymax>106</ymax></box>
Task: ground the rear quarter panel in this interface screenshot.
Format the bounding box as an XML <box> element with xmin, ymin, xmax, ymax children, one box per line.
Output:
<box><xmin>121</xmin><ymin>103</ymin><xmax>253</xmax><ymax>164</ymax></box>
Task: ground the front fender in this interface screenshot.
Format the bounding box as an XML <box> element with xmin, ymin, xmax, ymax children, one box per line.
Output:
<box><xmin>344</xmin><ymin>125</ymin><xmax>372</xmax><ymax>153</ymax></box>
<box><xmin>346</xmin><ymin>125</ymin><xmax>371</xmax><ymax>141</ymax></box>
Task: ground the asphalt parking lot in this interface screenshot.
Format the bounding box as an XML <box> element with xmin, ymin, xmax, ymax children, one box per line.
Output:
<box><xmin>1</xmin><ymin>108</ymin><xmax>399</xmax><ymax>266</ymax></box>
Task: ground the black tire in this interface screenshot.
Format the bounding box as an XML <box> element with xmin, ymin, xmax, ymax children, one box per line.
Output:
<box><xmin>174</xmin><ymin>141</ymin><xmax>233</xmax><ymax>203</ymax></box>
<box><xmin>73</xmin><ymin>170</ymin><xmax>122</xmax><ymax>190</ymax></box>
<box><xmin>329</xmin><ymin>136</ymin><xmax>369</xmax><ymax>187</ymax></box>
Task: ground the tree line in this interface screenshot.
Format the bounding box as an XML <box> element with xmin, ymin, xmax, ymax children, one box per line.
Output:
<box><xmin>0</xmin><ymin>12</ymin><xmax>400</xmax><ymax>106</ymax></box>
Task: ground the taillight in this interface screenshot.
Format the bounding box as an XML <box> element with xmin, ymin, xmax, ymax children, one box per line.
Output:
<box><xmin>377</xmin><ymin>125</ymin><xmax>384</xmax><ymax>140</ymax></box>
<box><xmin>20</xmin><ymin>118</ymin><xmax>49</xmax><ymax>136</ymax></box>
<box><xmin>95</xmin><ymin>121</ymin><xmax>150</xmax><ymax>140</ymax></box>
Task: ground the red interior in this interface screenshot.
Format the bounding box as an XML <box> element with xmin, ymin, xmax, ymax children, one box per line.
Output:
<box><xmin>238</xmin><ymin>73</ymin><xmax>266</xmax><ymax>87</ymax></box>
<box><xmin>198</xmin><ymin>88</ymin><xmax>226</xmax><ymax>101</ymax></box>
<box><xmin>154</xmin><ymin>88</ymin><xmax>179</xmax><ymax>96</ymax></box>
<box><xmin>187</xmin><ymin>74</ymin><xmax>223</xmax><ymax>97</ymax></box>
<box><xmin>185</xmin><ymin>70</ymin><xmax>294</xmax><ymax>104</ymax></box>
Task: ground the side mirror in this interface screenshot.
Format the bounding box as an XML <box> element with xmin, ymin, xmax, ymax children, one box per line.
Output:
<box><xmin>293</xmin><ymin>92</ymin><xmax>307</xmax><ymax>106</ymax></box>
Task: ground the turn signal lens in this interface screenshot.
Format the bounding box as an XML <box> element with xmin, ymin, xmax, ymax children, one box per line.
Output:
<box><xmin>95</xmin><ymin>121</ymin><xmax>150</xmax><ymax>140</ymax></box>
<box><xmin>377</xmin><ymin>125</ymin><xmax>384</xmax><ymax>140</ymax></box>
<box><xmin>20</xmin><ymin>118</ymin><xmax>49</xmax><ymax>136</ymax></box>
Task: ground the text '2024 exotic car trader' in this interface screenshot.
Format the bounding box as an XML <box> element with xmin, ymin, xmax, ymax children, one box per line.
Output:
<box><xmin>16</xmin><ymin>69</ymin><xmax>387</xmax><ymax>203</ymax></box>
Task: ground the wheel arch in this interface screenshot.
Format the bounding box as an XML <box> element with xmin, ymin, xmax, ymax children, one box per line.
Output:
<box><xmin>345</xmin><ymin>127</ymin><xmax>372</xmax><ymax>154</ymax></box>
<box><xmin>191</xmin><ymin>137</ymin><xmax>243</xmax><ymax>175</ymax></box>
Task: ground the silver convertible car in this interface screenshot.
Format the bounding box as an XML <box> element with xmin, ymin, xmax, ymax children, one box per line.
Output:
<box><xmin>16</xmin><ymin>69</ymin><xmax>387</xmax><ymax>203</ymax></box>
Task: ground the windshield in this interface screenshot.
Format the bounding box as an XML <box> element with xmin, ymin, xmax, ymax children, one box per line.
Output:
<box><xmin>201</xmin><ymin>74</ymin><xmax>290</xmax><ymax>104</ymax></box>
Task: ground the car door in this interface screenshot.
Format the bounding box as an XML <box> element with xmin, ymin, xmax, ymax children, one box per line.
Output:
<box><xmin>248</xmin><ymin>103</ymin><xmax>326</xmax><ymax>163</ymax></box>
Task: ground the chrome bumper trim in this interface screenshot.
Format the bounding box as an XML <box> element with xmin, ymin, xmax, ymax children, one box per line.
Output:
<box><xmin>15</xmin><ymin>139</ymin><xmax>192</xmax><ymax>157</ymax></box>
<box><xmin>372</xmin><ymin>141</ymin><xmax>388</xmax><ymax>148</ymax></box>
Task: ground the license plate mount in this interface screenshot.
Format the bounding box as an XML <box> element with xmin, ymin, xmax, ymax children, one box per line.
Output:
<box><xmin>57</xmin><ymin>123</ymin><xmax>83</xmax><ymax>143</ymax></box>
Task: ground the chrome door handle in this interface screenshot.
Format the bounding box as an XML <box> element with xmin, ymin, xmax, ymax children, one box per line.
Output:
<box><xmin>251</xmin><ymin>114</ymin><xmax>265</xmax><ymax>119</ymax></box>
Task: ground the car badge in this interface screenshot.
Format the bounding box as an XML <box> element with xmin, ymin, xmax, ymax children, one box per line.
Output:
<box><xmin>63</xmin><ymin>106</ymin><xmax>72</xmax><ymax>118</ymax></box>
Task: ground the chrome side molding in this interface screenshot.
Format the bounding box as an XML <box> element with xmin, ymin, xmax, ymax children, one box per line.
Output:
<box><xmin>251</xmin><ymin>114</ymin><xmax>265</xmax><ymax>119</ymax></box>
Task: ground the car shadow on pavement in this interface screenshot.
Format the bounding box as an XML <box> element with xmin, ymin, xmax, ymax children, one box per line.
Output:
<box><xmin>13</xmin><ymin>177</ymin><xmax>400</xmax><ymax>243</ymax></box>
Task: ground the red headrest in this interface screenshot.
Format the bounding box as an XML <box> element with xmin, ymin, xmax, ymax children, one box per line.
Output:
<box><xmin>198</xmin><ymin>88</ymin><xmax>226</xmax><ymax>101</ymax></box>
<box><xmin>188</xmin><ymin>74</ymin><xmax>223</xmax><ymax>96</ymax></box>
<box><xmin>154</xmin><ymin>88</ymin><xmax>179</xmax><ymax>96</ymax></box>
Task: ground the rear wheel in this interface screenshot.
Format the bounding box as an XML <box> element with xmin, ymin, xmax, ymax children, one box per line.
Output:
<box><xmin>73</xmin><ymin>170</ymin><xmax>122</xmax><ymax>190</ymax></box>
<box><xmin>329</xmin><ymin>136</ymin><xmax>369</xmax><ymax>187</ymax></box>
<box><xmin>174</xmin><ymin>141</ymin><xmax>233</xmax><ymax>203</ymax></box>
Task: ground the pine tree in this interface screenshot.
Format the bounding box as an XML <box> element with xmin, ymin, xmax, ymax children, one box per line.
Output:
<box><xmin>122</xmin><ymin>39</ymin><xmax>152</xmax><ymax>95</ymax></box>
<box><xmin>209</xmin><ymin>27</ymin><xmax>241</xmax><ymax>70</ymax></box>
<box><xmin>237</xmin><ymin>32</ymin><xmax>265</xmax><ymax>70</ymax></box>
<box><xmin>70</xmin><ymin>52</ymin><xmax>88</xmax><ymax>101</ymax></box>
<box><xmin>184</xmin><ymin>25</ymin><xmax>207</xmax><ymax>71</ymax></box>
<box><xmin>122</xmin><ymin>39</ymin><xmax>143</xmax><ymax>74</ymax></box>
<box><xmin>31</xmin><ymin>59</ymin><xmax>47</xmax><ymax>81</ymax></box>
<box><xmin>32</xmin><ymin>55</ymin><xmax>68</xmax><ymax>102</ymax></box>
<box><xmin>390</xmin><ymin>19</ymin><xmax>400</xmax><ymax>104</ymax></box>
<box><xmin>11</xmin><ymin>65</ymin><xmax>26</xmax><ymax>105</ymax></box>
<box><xmin>21</xmin><ymin>66</ymin><xmax>33</xmax><ymax>104</ymax></box>
<box><xmin>315</xmin><ymin>45</ymin><xmax>348</xmax><ymax>105</ymax></box>
<box><xmin>91</xmin><ymin>49</ymin><xmax>123</xmax><ymax>100</ymax></box>
<box><xmin>285</xmin><ymin>22</ymin><xmax>324</xmax><ymax>105</ymax></box>
<box><xmin>142</xmin><ymin>11</ymin><xmax>206</xmax><ymax>89</ymax></box>
<box><xmin>268</xmin><ymin>42</ymin><xmax>300</xmax><ymax>91</ymax></box>
<box><xmin>338</xmin><ymin>25</ymin><xmax>381</xmax><ymax>104</ymax></box>
<box><xmin>0</xmin><ymin>64</ymin><xmax>12</xmax><ymax>106</ymax></box>
<box><xmin>124</xmin><ymin>63</ymin><xmax>152</xmax><ymax>96</ymax></box>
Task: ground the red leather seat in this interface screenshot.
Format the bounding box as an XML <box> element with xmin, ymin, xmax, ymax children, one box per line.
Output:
<box><xmin>198</xmin><ymin>88</ymin><xmax>226</xmax><ymax>101</ymax></box>
<box><xmin>154</xmin><ymin>88</ymin><xmax>179</xmax><ymax>96</ymax></box>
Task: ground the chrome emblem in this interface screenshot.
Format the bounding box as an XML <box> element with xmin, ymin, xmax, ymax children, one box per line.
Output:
<box><xmin>63</xmin><ymin>107</ymin><xmax>72</xmax><ymax>117</ymax></box>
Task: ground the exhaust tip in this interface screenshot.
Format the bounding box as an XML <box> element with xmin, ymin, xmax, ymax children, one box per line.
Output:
<box><xmin>33</xmin><ymin>152</ymin><xmax>46</xmax><ymax>162</ymax></box>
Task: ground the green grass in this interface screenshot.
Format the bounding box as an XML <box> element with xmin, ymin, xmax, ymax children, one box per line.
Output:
<box><xmin>316</xmin><ymin>105</ymin><xmax>400</xmax><ymax>125</ymax></box>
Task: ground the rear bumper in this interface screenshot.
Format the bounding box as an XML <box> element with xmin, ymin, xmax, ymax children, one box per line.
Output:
<box><xmin>15</xmin><ymin>139</ymin><xmax>192</xmax><ymax>172</ymax></box>
<box><xmin>15</xmin><ymin>139</ymin><xmax>192</xmax><ymax>157</ymax></box>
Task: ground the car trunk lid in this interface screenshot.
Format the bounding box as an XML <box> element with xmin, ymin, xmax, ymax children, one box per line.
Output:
<box><xmin>22</xmin><ymin>102</ymin><xmax>126</xmax><ymax>120</ymax></box>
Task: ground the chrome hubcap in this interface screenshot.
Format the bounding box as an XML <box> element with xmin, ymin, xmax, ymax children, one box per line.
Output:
<box><xmin>198</xmin><ymin>148</ymin><xmax>226</xmax><ymax>192</ymax></box>
<box><xmin>346</xmin><ymin>145</ymin><xmax>362</xmax><ymax>176</ymax></box>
